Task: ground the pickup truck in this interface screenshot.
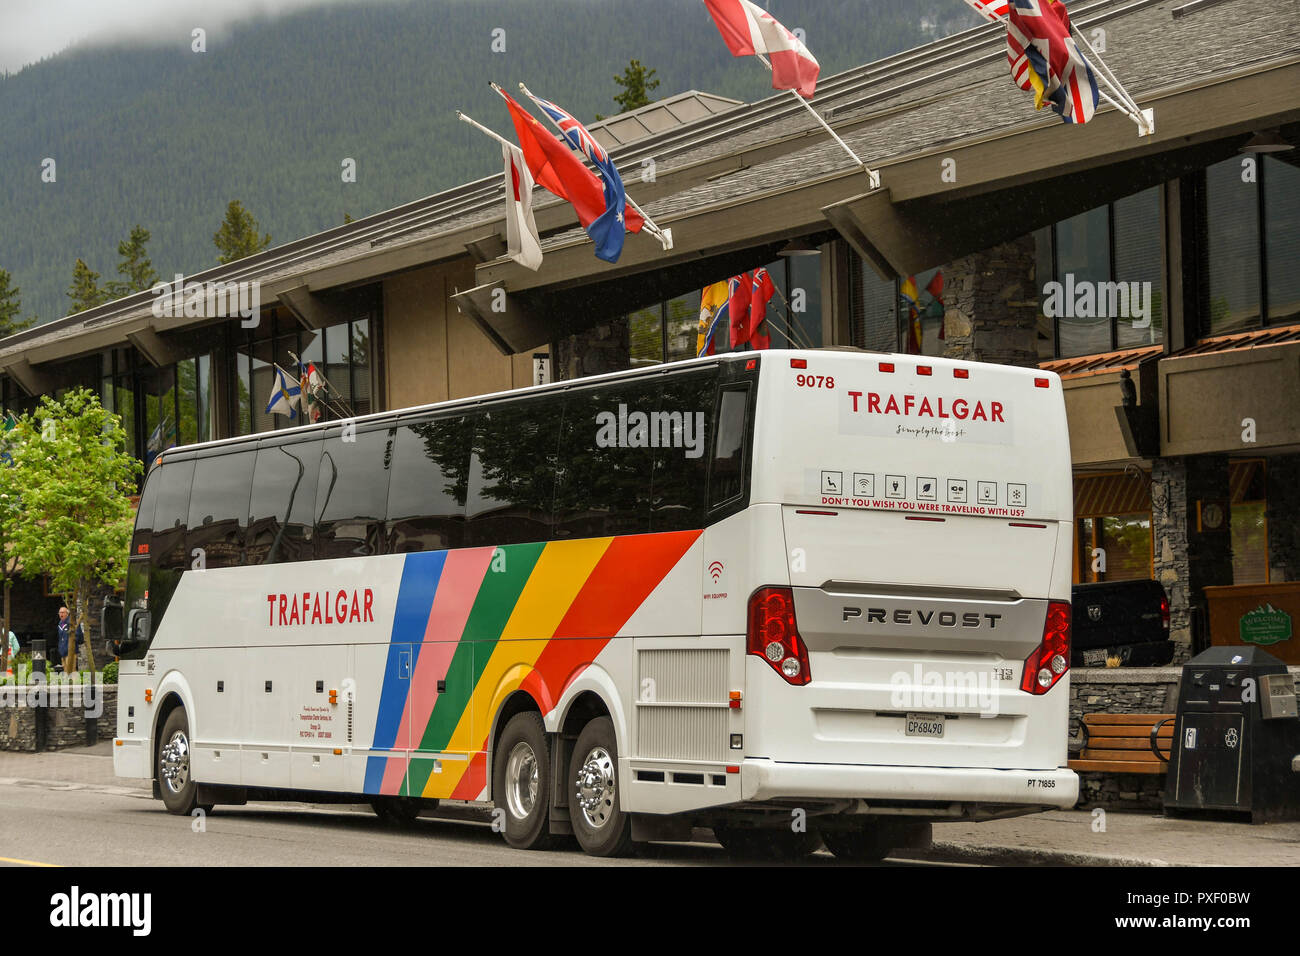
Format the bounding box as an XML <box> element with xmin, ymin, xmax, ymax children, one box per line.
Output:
<box><xmin>1071</xmin><ymin>579</ymin><xmax>1174</xmax><ymax>667</ymax></box>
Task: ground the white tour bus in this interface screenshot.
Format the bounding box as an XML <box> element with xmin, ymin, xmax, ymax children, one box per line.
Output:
<box><xmin>109</xmin><ymin>349</ymin><xmax>1077</xmax><ymax>859</ymax></box>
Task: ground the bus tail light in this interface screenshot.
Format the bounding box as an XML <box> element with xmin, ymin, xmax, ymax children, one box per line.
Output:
<box><xmin>747</xmin><ymin>587</ymin><xmax>811</xmax><ymax>686</ymax></box>
<box><xmin>1021</xmin><ymin>601</ymin><xmax>1070</xmax><ymax>694</ymax></box>
<box><xmin>1160</xmin><ymin>593</ymin><xmax>1170</xmax><ymax>632</ymax></box>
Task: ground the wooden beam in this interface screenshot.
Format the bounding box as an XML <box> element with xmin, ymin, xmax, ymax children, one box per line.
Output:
<box><xmin>278</xmin><ymin>285</ymin><xmax>351</xmax><ymax>331</ymax></box>
<box><xmin>0</xmin><ymin>358</ymin><xmax>55</xmax><ymax>397</ymax></box>
<box><xmin>449</xmin><ymin>284</ymin><xmax>550</xmax><ymax>356</ymax></box>
<box><xmin>125</xmin><ymin>326</ymin><xmax>184</xmax><ymax>367</ymax></box>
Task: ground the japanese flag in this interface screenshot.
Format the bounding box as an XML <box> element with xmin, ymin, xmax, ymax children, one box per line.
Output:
<box><xmin>502</xmin><ymin>142</ymin><xmax>543</xmax><ymax>271</ymax></box>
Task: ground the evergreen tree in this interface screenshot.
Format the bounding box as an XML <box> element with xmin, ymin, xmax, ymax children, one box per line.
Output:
<box><xmin>214</xmin><ymin>200</ymin><xmax>272</xmax><ymax>265</ymax></box>
<box><xmin>105</xmin><ymin>225</ymin><xmax>159</xmax><ymax>299</ymax></box>
<box><xmin>66</xmin><ymin>259</ymin><xmax>106</xmax><ymax>316</ymax></box>
<box><xmin>0</xmin><ymin>269</ymin><xmax>33</xmax><ymax>337</ymax></box>
<box><xmin>612</xmin><ymin>59</ymin><xmax>660</xmax><ymax>114</ymax></box>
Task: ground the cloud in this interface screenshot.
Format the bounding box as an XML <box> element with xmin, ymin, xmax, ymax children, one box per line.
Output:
<box><xmin>0</xmin><ymin>0</ymin><xmax>376</xmax><ymax>73</ymax></box>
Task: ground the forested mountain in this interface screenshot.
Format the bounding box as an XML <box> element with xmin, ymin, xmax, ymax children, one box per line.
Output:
<box><xmin>0</xmin><ymin>0</ymin><xmax>973</xmax><ymax>325</ymax></box>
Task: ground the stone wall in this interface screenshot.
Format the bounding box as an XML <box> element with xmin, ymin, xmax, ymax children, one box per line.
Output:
<box><xmin>0</xmin><ymin>682</ymin><xmax>116</xmax><ymax>752</ymax></box>
<box><xmin>1151</xmin><ymin>455</ymin><xmax>1234</xmax><ymax>663</ymax></box>
<box><xmin>943</xmin><ymin>233</ymin><xmax>1040</xmax><ymax>368</ymax></box>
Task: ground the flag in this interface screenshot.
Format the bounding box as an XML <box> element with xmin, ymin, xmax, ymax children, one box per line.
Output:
<box><xmin>900</xmin><ymin>276</ymin><xmax>922</xmax><ymax>354</ymax></box>
<box><xmin>147</xmin><ymin>416</ymin><xmax>176</xmax><ymax>454</ymax></box>
<box><xmin>727</xmin><ymin>272</ymin><xmax>754</xmax><ymax>348</ymax></box>
<box><xmin>964</xmin><ymin>0</ymin><xmax>1010</xmax><ymax>21</ymax></box>
<box><xmin>523</xmin><ymin>90</ymin><xmax>636</xmax><ymax>267</ymax></box>
<box><xmin>299</xmin><ymin>362</ymin><xmax>325</xmax><ymax>423</ymax></box>
<box><xmin>697</xmin><ymin>281</ymin><xmax>729</xmax><ymax>356</ymax></box>
<box><xmin>702</xmin><ymin>0</ymin><xmax>821</xmax><ymax>99</ymax></box>
<box><xmin>1006</xmin><ymin>0</ymin><xmax>1099</xmax><ymax>124</ymax></box>
<box><xmin>500</xmin><ymin>91</ymin><xmax>644</xmax><ymax>263</ymax></box>
<box><xmin>502</xmin><ymin>142</ymin><xmax>543</xmax><ymax>271</ymax></box>
<box><xmin>749</xmin><ymin>268</ymin><xmax>776</xmax><ymax>350</ymax></box>
<box><xmin>926</xmin><ymin>270</ymin><xmax>946</xmax><ymax>340</ymax></box>
<box><xmin>266</xmin><ymin>367</ymin><xmax>300</xmax><ymax>420</ymax></box>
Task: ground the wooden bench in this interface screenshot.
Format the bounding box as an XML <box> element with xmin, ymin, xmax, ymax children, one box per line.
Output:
<box><xmin>1067</xmin><ymin>713</ymin><xmax>1175</xmax><ymax>774</ymax></box>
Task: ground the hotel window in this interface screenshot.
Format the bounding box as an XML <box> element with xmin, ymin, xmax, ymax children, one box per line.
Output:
<box><xmin>1203</xmin><ymin>156</ymin><xmax>1300</xmax><ymax>335</ymax></box>
<box><xmin>1230</xmin><ymin>459</ymin><xmax>1269</xmax><ymax>584</ymax></box>
<box><xmin>1036</xmin><ymin>186</ymin><xmax>1166</xmax><ymax>360</ymax></box>
<box><xmin>627</xmin><ymin>255</ymin><xmax>824</xmax><ymax>366</ymax></box>
<box><xmin>848</xmin><ymin>258</ymin><xmax>948</xmax><ymax>356</ymax></box>
<box><xmin>1073</xmin><ymin>471</ymin><xmax>1153</xmax><ymax>583</ymax></box>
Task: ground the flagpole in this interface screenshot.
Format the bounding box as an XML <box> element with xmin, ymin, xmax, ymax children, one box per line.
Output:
<box><xmin>456</xmin><ymin>109</ymin><xmax>516</xmax><ymax>152</ymax></box>
<box><xmin>515</xmin><ymin>82</ymin><xmax>673</xmax><ymax>252</ymax></box>
<box><xmin>280</xmin><ymin>356</ymin><xmax>352</xmax><ymax>421</ymax></box>
<box><xmin>753</xmin><ymin>55</ymin><xmax>881</xmax><ymax>190</ymax></box>
<box><xmin>767</xmin><ymin>283</ymin><xmax>818</xmax><ymax>350</ymax></box>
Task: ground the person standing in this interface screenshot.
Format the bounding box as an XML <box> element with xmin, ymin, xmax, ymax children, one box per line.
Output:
<box><xmin>55</xmin><ymin>607</ymin><xmax>83</xmax><ymax>674</ymax></box>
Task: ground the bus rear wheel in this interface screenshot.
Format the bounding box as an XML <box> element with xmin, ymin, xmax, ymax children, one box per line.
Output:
<box><xmin>157</xmin><ymin>708</ymin><xmax>206</xmax><ymax>816</ymax></box>
<box><xmin>370</xmin><ymin>797</ymin><xmax>425</xmax><ymax>826</ymax></box>
<box><xmin>492</xmin><ymin>712</ymin><xmax>561</xmax><ymax>850</ymax></box>
<box><xmin>569</xmin><ymin>717</ymin><xmax>634</xmax><ymax>857</ymax></box>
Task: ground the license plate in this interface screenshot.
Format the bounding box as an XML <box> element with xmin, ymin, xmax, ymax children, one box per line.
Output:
<box><xmin>1082</xmin><ymin>648</ymin><xmax>1108</xmax><ymax>666</ymax></box>
<box><xmin>905</xmin><ymin>713</ymin><xmax>945</xmax><ymax>738</ymax></box>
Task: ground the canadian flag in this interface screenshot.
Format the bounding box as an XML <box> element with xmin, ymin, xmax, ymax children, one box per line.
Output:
<box><xmin>702</xmin><ymin>0</ymin><xmax>821</xmax><ymax>99</ymax></box>
<box><xmin>502</xmin><ymin>142</ymin><xmax>543</xmax><ymax>271</ymax></box>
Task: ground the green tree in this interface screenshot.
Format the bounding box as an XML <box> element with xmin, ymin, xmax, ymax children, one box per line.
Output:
<box><xmin>0</xmin><ymin>416</ymin><xmax>20</xmax><ymax>674</ymax></box>
<box><xmin>612</xmin><ymin>59</ymin><xmax>659</xmax><ymax>114</ymax></box>
<box><xmin>66</xmin><ymin>259</ymin><xmax>106</xmax><ymax>316</ymax></box>
<box><xmin>105</xmin><ymin>225</ymin><xmax>159</xmax><ymax>299</ymax></box>
<box><xmin>0</xmin><ymin>269</ymin><xmax>34</xmax><ymax>338</ymax></box>
<box><xmin>214</xmin><ymin>200</ymin><xmax>272</xmax><ymax>265</ymax></box>
<box><xmin>5</xmin><ymin>388</ymin><xmax>142</xmax><ymax>674</ymax></box>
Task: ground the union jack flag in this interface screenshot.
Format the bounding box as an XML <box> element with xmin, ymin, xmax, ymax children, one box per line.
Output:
<box><xmin>523</xmin><ymin>91</ymin><xmax>610</xmax><ymax>166</ymax></box>
<box><xmin>1006</xmin><ymin>0</ymin><xmax>1099</xmax><ymax>124</ymax></box>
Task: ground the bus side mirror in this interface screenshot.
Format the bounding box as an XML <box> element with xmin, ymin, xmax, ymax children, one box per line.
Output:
<box><xmin>101</xmin><ymin>596</ymin><xmax>124</xmax><ymax>645</ymax></box>
<box><xmin>126</xmin><ymin>608</ymin><xmax>151</xmax><ymax>646</ymax></box>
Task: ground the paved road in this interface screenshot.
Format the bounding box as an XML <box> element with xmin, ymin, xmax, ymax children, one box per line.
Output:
<box><xmin>0</xmin><ymin>774</ymin><xmax>970</xmax><ymax>867</ymax></box>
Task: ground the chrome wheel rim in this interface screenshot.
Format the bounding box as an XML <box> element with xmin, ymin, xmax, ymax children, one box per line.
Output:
<box><xmin>159</xmin><ymin>730</ymin><xmax>190</xmax><ymax>795</ymax></box>
<box><xmin>574</xmin><ymin>746</ymin><xmax>616</xmax><ymax>829</ymax></box>
<box><xmin>505</xmin><ymin>741</ymin><xmax>539</xmax><ymax>820</ymax></box>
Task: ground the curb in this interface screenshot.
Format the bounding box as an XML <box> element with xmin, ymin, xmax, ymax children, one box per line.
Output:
<box><xmin>895</xmin><ymin>840</ymin><xmax>1173</xmax><ymax>867</ymax></box>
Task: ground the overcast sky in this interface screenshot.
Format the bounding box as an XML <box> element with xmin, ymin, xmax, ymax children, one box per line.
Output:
<box><xmin>0</xmin><ymin>0</ymin><xmax>375</xmax><ymax>73</ymax></box>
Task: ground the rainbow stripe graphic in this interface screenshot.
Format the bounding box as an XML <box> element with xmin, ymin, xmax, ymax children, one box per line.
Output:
<box><xmin>363</xmin><ymin>530</ymin><xmax>701</xmax><ymax>800</ymax></box>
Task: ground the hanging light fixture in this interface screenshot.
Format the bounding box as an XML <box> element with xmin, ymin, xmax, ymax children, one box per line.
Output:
<box><xmin>1240</xmin><ymin>130</ymin><xmax>1294</xmax><ymax>154</ymax></box>
<box><xmin>778</xmin><ymin>238</ymin><xmax>821</xmax><ymax>257</ymax></box>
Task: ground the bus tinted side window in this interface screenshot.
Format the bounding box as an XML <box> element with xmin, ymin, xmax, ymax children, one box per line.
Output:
<box><xmin>315</xmin><ymin>426</ymin><xmax>395</xmax><ymax>559</ymax></box>
<box><xmin>709</xmin><ymin>384</ymin><xmax>751</xmax><ymax>509</ymax></box>
<box><xmin>130</xmin><ymin>465</ymin><xmax>161</xmax><ymax>559</ymax></box>
<box><xmin>187</xmin><ymin>450</ymin><xmax>256</xmax><ymax>569</ymax></box>
<box><xmin>465</xmin><ymin>396</ymin><xmax>564</xmax><ymax>547</ymax></box>
<box><xmin>386</xmin><ymin>415</ymin><xmax>472</xmax><ymax>553</ymax></box>
<box><xmin>554</xmin><ymin>381</ymin><xmax>656</xmax><ymax>538</ymax></box>
<box><xmin>248</xmin><ymin>440</ymin><xmax>322</xmax><ymax>565</ymax></box>
<box><xmin>148</xmin><ymin>457</ymin><xmax>195</xmax><ymax>627</ymax></box>
<box><xmin>651</xmin><ymin>370</ymin><xmax>714</xmax><ymax>531</ymax></box>
<box><xmin>150</xmin><ymin>458</ymin><xmax>196</xmax><ymax>572</ymax></box>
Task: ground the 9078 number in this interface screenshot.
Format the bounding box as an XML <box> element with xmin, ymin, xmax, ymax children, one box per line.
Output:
<box><xmin>795</xmin><ymin>374</ymin><xmax>835</xmax><ymax>389</ymax></box>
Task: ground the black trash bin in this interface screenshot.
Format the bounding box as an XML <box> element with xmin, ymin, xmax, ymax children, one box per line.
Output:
<box><xmin>1164</xmin><ymin>646</ymin><xmax>1300</xmax><ymax>823</ymax></box>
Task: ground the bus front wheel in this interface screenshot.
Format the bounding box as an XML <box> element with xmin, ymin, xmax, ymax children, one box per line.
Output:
<box><xmin>157</xmin><ymin>709</ymin><xmax>208</xmax><ymax>816</ymax></box>
<box><xmin>569</xmin><ymin>717</ymin><xmax>634</xmax><ymax>857</ymax></box>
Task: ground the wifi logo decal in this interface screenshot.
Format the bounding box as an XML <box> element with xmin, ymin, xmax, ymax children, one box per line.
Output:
<box><xmin>708</xmin><ymin>561</ymin><xmax>725</xmax><ymax>583</ymax></box>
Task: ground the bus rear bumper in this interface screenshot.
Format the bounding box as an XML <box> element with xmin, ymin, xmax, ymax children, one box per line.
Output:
<box><xmin>741</xmin><ymin>759</ymin><xmax>1078</xmax><ymax>810</ymax></box>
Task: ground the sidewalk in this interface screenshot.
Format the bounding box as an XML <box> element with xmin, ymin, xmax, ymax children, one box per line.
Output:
<box><xmin>1</xmin><ymin>744</ymin><xmax>1295</xmax><ymax>865</ymax></box>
